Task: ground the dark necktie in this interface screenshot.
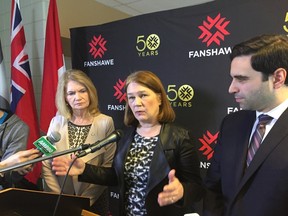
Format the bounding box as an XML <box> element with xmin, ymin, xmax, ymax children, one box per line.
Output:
<box><xmin>246</xmin><ymin>114</ymin><xmax>273</xmax><ymax>167</ymax></box>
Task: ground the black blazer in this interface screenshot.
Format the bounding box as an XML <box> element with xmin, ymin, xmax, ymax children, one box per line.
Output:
<box><xmin>204</xmin><ymin>108</ymin><xmax>288</xmax><ymax>216</ymax></box>
<box><xmin>80</xmin><ymin>123</ymin><xmax>204</xmax><ymax>215</ymax></box>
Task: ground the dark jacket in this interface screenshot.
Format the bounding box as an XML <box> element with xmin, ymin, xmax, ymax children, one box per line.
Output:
<box><xmin>79</xmin><ymin>123</ymin><xmax>204</xmax><ymax>215</ymax></box>
<box><xmin>204</xmin><ymin>108</ymin><xmax>288</xmax><ymax>216</ymax></box>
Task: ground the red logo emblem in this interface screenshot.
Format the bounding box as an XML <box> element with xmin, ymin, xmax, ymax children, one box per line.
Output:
<box><xmin>198</xmin><ymin>130</ymin><xmax>219</xmax><ymax>160</ymax></box>
<box><xmin>113</xmin><ymin>79</ymin><xmax>126</xmax><ymax>103</ymax></box>
<box><xmin>89</xmin><ymin>35</ymin><xmax>107</xmax><ymax>58</ymax></box>
<box><xmin>198</xmin><ymin>13</ymin><xmax>230</xmax><ymax>47</ymax></box>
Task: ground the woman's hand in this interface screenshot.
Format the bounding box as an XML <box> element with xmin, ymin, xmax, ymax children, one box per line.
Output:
<box><xmin>52</xmin><ymin>154</ymin><xmax>85</xmax><ymax>176</ymax></box>
<box><xmin>158</xmin><ymin>169</ymin><xmax>184</xmax><ymax>206</ymax></box>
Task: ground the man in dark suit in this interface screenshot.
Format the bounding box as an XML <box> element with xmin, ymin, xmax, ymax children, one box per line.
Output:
<box><xmin>203</xmin><ymin>34</ymin><xmax>288</xmax><ymax>216</ymax></box>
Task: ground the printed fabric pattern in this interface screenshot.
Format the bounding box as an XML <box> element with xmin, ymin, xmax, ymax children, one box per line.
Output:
<box><xmin>124</xmin><ymin>132</ymin><xmax>158</xmax><ymax>216</ymax></box>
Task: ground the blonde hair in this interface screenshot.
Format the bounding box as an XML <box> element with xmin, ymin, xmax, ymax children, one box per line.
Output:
<box><xmin>56</xmin><ymin>69</ymin><xmax>100</xmax><ymax>119</ymax></box>
<box><xmin>124</xmin><ymin>70</ymin><xmax>175</xmax><ymax>126</ymax></box>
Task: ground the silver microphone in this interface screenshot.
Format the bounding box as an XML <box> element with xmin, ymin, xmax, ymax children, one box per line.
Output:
<box><xmin>76</xmin><ymin>130</ymin><xmax>123</xmax><ymax>158</ymax></box>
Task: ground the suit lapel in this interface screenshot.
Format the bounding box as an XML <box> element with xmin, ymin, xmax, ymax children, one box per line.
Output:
<box><xmin>233</xmin><ymin>127</ymin><xmax>251</xmax><ymax>187</ymax></box>
<box><xmin>232</xmin><ymin>108</ymin><xmax>288</xmax><ymax>202</ymax></box>
<box><xmin>225</xmin><ymin>111</ymin><xmax>255</xmax><ymax>188</ymax></box>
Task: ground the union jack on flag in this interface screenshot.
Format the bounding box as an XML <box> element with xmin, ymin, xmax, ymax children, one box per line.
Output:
<box><xmin>11</xmin><ymin>0</ymin><xmax>40</xmax><ymax>184</ymax></box>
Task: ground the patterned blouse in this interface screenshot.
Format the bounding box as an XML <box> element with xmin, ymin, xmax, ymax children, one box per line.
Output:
<box><xmin>68</xmin><ymin>121</ymin><xmax>91</xmax><ymax>149</ymax></box>
<box><xmin>124</xmin><ymin>132</ymin><xmax>158</xmax><ymax>216</ymax></box>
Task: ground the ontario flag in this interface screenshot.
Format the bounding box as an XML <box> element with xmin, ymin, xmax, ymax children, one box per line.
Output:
<box><xmin>11</xmin><ymin>0</ymin><xmax>41</xmax><ymax>184</ymax></box>
<box><xmin>40</xmin><ymin>0</ymin><xmax>65</xmax><ymax>134</ymax></box>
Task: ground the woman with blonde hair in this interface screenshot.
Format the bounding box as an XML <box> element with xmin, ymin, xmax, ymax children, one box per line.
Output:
<box><xmin>42</xmin><ymin>69</ymin><xmax>116</xmax><ymax>215</ymax></box>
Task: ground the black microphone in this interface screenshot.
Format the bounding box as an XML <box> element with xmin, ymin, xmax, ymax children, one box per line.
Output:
<box><xmin>76</xmin><ymin>129</ymin><xmax>123</xmax><ymax>158</ymax></box>
<box><xmin>33</xmin><ymin>131</ymin><xmax>61</xmax><ymax>156</ymax></box>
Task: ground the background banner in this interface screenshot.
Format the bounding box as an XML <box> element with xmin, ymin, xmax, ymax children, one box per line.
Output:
<box><xmin>70</xmin><ymin>0</ymin><xmax>288</xmax><ymax>214</ymax></box>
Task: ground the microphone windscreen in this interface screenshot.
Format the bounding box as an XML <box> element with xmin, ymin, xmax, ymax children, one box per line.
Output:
<box><xmin>48</xmin><ymin>131</ymin><xmax>61</xmax><ymax>143</ymax></box>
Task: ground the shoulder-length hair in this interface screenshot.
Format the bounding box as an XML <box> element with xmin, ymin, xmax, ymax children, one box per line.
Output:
<box><xmin>55</xmin><ymin>69</ymin><xmax>100</xmax><ymax>119</ymax></box>
<box><xmin>124</xmin><ymin>70</ymin><xmax>175</xmax><ymax>126</ymax></box>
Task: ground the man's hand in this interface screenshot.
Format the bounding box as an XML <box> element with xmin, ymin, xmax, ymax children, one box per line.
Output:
<box><xmin>0</xmin><ymin>149</ymin><xmax>41</xmax><ymax>175</ymax></box>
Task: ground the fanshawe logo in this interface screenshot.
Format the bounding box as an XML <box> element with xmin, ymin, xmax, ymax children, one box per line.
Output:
<box><xmin>84</xmin><ymin>35</ymin><xmax>114</xmax><ymax>67</ymax></box>
<box><xmin>178</xmin><ymin>85</ymin><xmax>194</xmax><ymax>102</ymax></box>
<box><xmin>198</xmin><ymin>13</ymin><xmax>230</xmax><ymax>47</ymax></box>
<box><xmin>146</xmin><ymin>34</ymin><xmax>160</xmax><ymax>50</ymax></box>
<box><xmin>167</xmin><ymin>84</ymin><xmax>194</xmax><ymax>108</ymax></box>
<box><xmin>198</xmin><ymin>130</ymin><xmax>219</xmax><ymax>160</ymax></box>
<box><xmin>114</xmin><ymin>79</ymin><xmax>126</xmax><ymax>102</ymax></box>
<box><xmin>189</xmin><ymin>13</ymin><xmax>232</xmax><ymax>58</ymax></box>
<box><xmin>136</xmin><ymin>34</ymin><xmax>160</xmax><ymax>57</ymax></box>
<box><xmin>108</xmin><ymin>78</ymin><xmax>126</xmax><ymax>111</ymax></box>
<box><xmin>89</xmin><ymin>35</ymin><xmax>107</xmax><ymax>58</ymax></box>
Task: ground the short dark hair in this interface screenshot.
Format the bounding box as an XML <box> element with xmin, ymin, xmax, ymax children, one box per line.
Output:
<box><xmin>230</xmin><ymin>34</ymin><xmax>288</xmax><ymax>83</ymax></box>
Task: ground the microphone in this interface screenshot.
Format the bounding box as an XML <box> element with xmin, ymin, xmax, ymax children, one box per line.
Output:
<box><xmin>76</xmin><ymin>129</ymin><xmax>123</xmax><ymax>158</ymax></box>
<box><xmin>33</xmin><ymin>131</ymin><xmax>61</xmax><ymax>156</ymax></box>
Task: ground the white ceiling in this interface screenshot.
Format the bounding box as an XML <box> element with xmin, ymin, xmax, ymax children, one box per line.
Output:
<box><xmin>94</xmin><ymin>0</ymin><xmax>215</xmax><ymax>16</ymax></box>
